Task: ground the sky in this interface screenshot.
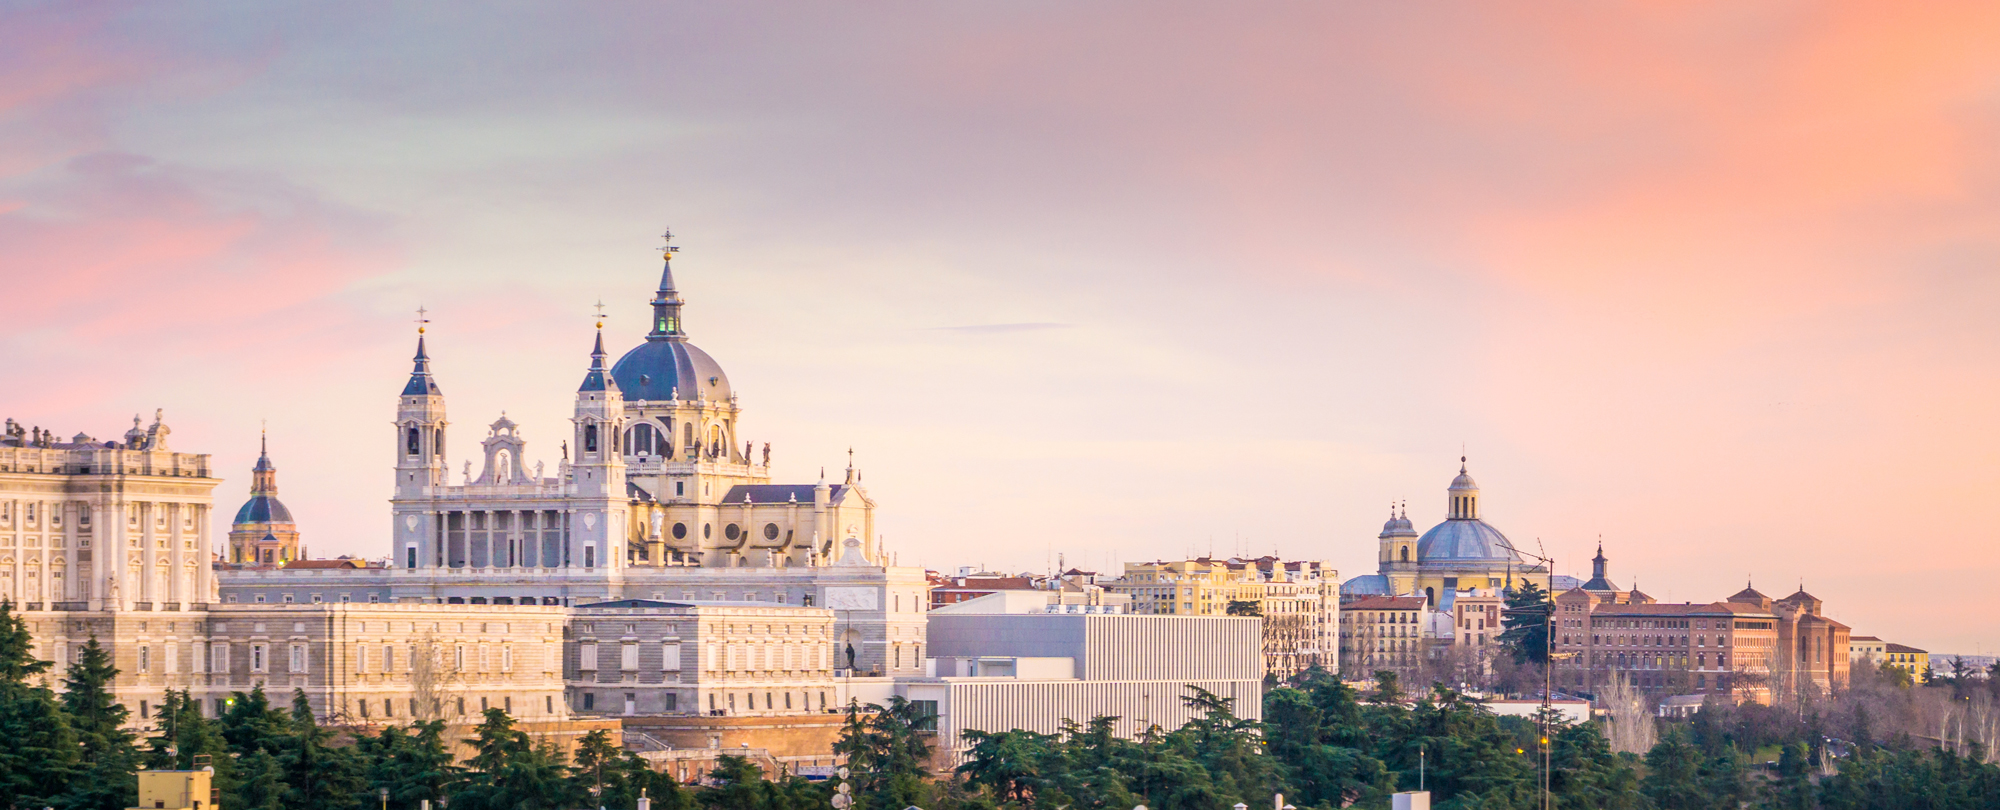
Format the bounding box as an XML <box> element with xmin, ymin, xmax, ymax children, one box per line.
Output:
<box><xmin>3</xmin><ymin>3</ymin><xmax>1999</xmax><ymax>653</ymax></box>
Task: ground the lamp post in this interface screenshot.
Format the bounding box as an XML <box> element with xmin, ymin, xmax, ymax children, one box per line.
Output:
<box><xmin>379</xmin><ymin>787</ymin><xmax>389</xmax><ymax>810</ymax></box>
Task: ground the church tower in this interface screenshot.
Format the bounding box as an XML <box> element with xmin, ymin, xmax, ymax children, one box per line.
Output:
<box><xmin>1378</xmin><ymin>503</ymin><xmax>1418</xmax><ymax>596</ymax></box>
<box><xmin>570</xmin><ymin>322</ymin><xmax>628</xmax><ymax>574</ymax></box>
<box><xmin>229</xmin><ymin>431</ymin><xmax>301</xmax><ymax>565</ymax></box>
<box><xmin>392</xmin><ymin>323</ymin><xmax>448</xmax><ymax>570</ymax></box>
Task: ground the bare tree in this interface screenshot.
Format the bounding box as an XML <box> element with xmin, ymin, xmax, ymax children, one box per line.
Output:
<box><xmin>408</xmin><ymin>631</ymin><xmax>463</xmax><ymax>725</ymax></box>
<box><xmin>1602</xmin><ymin>673</ymin><xmax>1656</xmax><ymax>754</ymax></box>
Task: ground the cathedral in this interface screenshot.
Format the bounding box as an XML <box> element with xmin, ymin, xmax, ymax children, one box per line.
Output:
<box><xmin>1340</xmin><ymin>459</ymin><xmax>1553</xmax><ymax>606</ymax></box>
<box><xmin>220</xmin><ymin>236</ymin><xmax>930</xmax><ymax>677</ymax></box>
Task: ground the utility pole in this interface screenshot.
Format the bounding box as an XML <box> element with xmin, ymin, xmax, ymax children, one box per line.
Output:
<box><xmin>1498</xmin><ymin>538</ymin><xmax>1560</xmax><ymax>810</ymax></box>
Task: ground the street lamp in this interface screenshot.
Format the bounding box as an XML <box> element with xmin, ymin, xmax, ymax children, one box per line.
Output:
<box><xmin>379</xmin><ymin>787</ymin><xmax>389</xmax><ymax>810</ymax></box>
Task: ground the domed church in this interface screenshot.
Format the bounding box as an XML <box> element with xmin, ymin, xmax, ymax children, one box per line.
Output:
<box><xmin>1341</xmin><ymin>459</ymin><xmax>1550</xmax><ymax>606</ymax></box>
<box><xmin>227</xmin><ymin>432</ymin><xmax>302</xmax><ymax>565</ymax></box>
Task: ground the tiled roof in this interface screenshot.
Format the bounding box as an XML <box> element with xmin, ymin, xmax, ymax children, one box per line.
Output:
<box><xmin>1885</xmin><ymin>642</ymin><xmax>1927</xmax><ymax>654</ymax></box>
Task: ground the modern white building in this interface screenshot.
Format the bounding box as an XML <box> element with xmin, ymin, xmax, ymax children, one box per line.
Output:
<box><xmin>902</xmin><ymin>591</ymin><xmax>1263</xmax><ymax>756</ymax></box>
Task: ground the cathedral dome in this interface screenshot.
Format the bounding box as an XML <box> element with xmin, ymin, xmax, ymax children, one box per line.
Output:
<box><xmin>1416</xmin><ymin>519</ymin><xmax>1520</xmax><ymax>563</ymax></box>
<box><xmin>610</xmin><ymin>252</ymin><xmax>732</xmax><ymax>403</ymax></box>
<box><xmin>234</xmin><ymin>494</ymin><xmax>293</xmax><ymax>524</ymax></box>
<box><xmin>610</xmin><ymin>340</ymin><xmax>731</xmax><ymax>403</ymax></box>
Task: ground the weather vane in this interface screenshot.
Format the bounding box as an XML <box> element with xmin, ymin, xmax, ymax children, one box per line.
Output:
<box><xmin>415</xmin><ymin>305</ymin><xmax>429</xmax><ymax>334</ymax></box>
<box><xmin>659</xmin><ymin>227</ymin><xmax>679</xmax><ymax>257</ymax></box>
<box><xmin>593</xmin><ymin>299</ymin><xmax>607</xmax><ymax>329</ymax></box>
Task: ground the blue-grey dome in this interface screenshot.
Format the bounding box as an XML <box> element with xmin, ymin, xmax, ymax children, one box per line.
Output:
<box><xmin>234</xmin><ymin>495</ymin><xmax>293</xmax><ymax>525</ymax></box>
<box><xmin>1341</xmin><ymin>574</ymin><xmax>1391</xmax><ymax>596</ymax></box>
<box><xmin>610</xmin><ymin>340</ymin><xmax>731</xmax><ymax>403</ymax></box>
<box><xmin>1416</xmin><ymin>518</ymin><xmax>1520</xmax><ymax>563</ymax></box>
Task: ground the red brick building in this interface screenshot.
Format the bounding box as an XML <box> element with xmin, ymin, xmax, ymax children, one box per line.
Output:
<box><xmin>1554</xmin><ymin>547</ymin><xmax>1848</xmax><ymax>705</ymax></box>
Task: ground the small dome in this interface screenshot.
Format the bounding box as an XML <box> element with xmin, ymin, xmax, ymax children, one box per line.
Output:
<box><xmin>1449</xmin><ymin>461</ymin><xmax>1479</xmax><ymax>492</ymax></box>
<box><xmin>1416</xmin><ymin>518</ymin><xmax>1520</xmax><ymax>563</ymax></box>
<box><xmin>234</xmin><ymin>495</ymin><xmax>294</xmax><ymax>525</ymax></box>
<box><xmin>610</xmin><ymin>340</ymin><xmax>731</xmax><ymax>403</ymax></box>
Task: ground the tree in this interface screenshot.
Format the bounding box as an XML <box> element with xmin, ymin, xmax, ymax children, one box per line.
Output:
<box><xmin>58</xmin><ymin>637</ymin><xmax>138</xmax><ymax>810</ymax></box>
<box><xmin>451</xmin><ymin>708</ymin><xmax>576</xmax><ymax>810</ymax></box>
<box><xmin>1496</xmin><ymin>580</ymin><xmax>1552</xmax><ymax>666</ymax></box>
<box><xmin>0</xmin><ymin>600</ymin><xmax>78</xmax><ymax>810</ymax></box>
<box><xmin>832</xmin><ymin>696</ymin><xmax>936</xmax><ymax>810</ymax></box>
<box><xmin>359</xmin><ymin>720</ymin><xmax>460</xmax><ymax>810</ymax></box>
<box><xmin>280</xmin><ymin>689</ymin><xmax>367</xmax><ymax>810</ymax></box>
<box><xmin>1641</xmin><ymin>728</ymin><xmax>1706</xmax><ymax>810</ymax></box>
<box><xmin>1224</xmin><ymin>600</ymin><xmax>1262</xmax><ymax>617</ymax></box>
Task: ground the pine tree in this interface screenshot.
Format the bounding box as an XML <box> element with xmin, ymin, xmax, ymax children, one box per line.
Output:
<box><xmin>1497</xmin><ymin>580</ymin><xmax>1552</xmax><ymax>665</ymax></box>
<box><xmin>0</xmin><ymin>600</ymin><xmax>78</xmax><ymax>810</ymax></box>
<box><xmin>281</xmin><ymin>689</ymin><xmax>366</xmax><ymax>810</ymax></box>
<box><xmin>58</xmin><ymin>638</ymin><xmax>138</xmax><ymax>810</ymax></box>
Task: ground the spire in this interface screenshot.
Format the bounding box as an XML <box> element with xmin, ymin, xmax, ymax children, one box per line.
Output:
<box><xmin>253</xmin><ymin>424</ymin><xmax>275</xmax><ymax>473</ymax></box>
<box><xmin>250</xmin><ymin>429</ymin><xmax>279</xmax><ymax>494</ymax></box>
<box><xmin>647</xmin><ymin>227</ymin><xmax>686</xmax><ymax>341</ymax></box>
<box><xmin>401</xmin><ymin>333</ymin><xmax>442</xmax><ymax>396</ymax></box>
<box><xmin>578</xmin><ymin>319</ymin><xmax>619</xmax><ymax>393</ymax></box>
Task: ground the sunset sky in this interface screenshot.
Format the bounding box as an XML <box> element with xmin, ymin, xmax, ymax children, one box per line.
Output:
<box><xmin>5</xmin><ymin>4</ymin><xmax>1999</xmax><ymax>653</ymax></box>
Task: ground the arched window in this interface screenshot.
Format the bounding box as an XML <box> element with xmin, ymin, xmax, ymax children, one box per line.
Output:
<box><xmin>1400</xmin><ymin>547</ymin><xmax>1409</xmax><ymax>562</ymax></box>
<box><xmin>407</xmin><ymin>427</ymin><xmax>420</xmax><ymax>455</ymax></box>
<box><xmin>584</xmin><ymin>424</ymin><xmax>598</xmax><ymax>453</ymax></box>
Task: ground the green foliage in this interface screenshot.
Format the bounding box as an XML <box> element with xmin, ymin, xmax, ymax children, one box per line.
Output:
<box><xmin>1224</xmin><ymin>600</ymin><xmax>1262</xmax><ymax>617</ymax></box>
<box><xmin>833</xmin><ymin>696</ymin><xmax>937</xmax><ymax>810</ymax></box>
<box><xmin>282</xmin><ymin>688</ymin><xmax>368</xmax><ymax>810</ymax></box>
<box><xmin>1497</xmin><ymin>580</ymin><xmax>1552</xmax><ymax>665</ymax></box>
<box><xmin>697</xmin><ymin>755</ymin><xmax>825</xmax><ymax>810</ymax></box>
<box><xmin>359</xmin><ymin>720</ymin><xmax>461</xmax><ymax>810</ymax></box>
<box><xmin>0</xmin><ymin>600</ymin><xmax>78</xmax><ymax>810</ymax></box>
<box><xmin>451</xmin><ymin>708</ymin><xmax>577</xmax><ymax>810</ymax></box>
<box><xmin>57</xmin><ymin>637</ymin><xmax>138</xmax><ymax>810</ymax></box>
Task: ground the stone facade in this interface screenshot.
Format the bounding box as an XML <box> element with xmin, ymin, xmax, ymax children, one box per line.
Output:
<box><xmin>566</xmin><ymin>599</ymin><xmax>840</xmax><ymax>718</ymax></box>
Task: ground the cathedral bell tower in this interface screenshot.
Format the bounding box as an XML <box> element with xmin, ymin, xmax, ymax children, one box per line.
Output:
<box><xmin>570</xmin><ymin>320</ymin><xmax>628</xmax><ymax>574</ymax></box>
<box><xmin>392</xmin><ymin>316</ymin><xmax>448</xmax><ymax>569</ymax></box>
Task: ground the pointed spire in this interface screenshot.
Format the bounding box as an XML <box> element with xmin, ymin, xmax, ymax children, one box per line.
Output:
<box><xmin>578</xmin><ymin>318</ymin><xmax>620</xmax><ymax>393</ymax></box>
<box><xmin>648</xmin><ymin>228</ymin><xmax>687</xmax><ymax>340</ymax></box>
<box><xmin>401</xmin><ymin>329</ymin><xmax>443</xmax><ymax>397</ymax></box>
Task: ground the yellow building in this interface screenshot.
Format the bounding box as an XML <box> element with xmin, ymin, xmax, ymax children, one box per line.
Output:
<box><xmin>1341</xmin><ymin>459</ymin><xmax>1549</xmax><ymax>607</ymax></box>
<box><xmin>1108</xmin><ymin>557</ymin><xmax>1339</xmax><ymax>678</ymax></box>
<box><xmin>1111</xmin><ymin>559</ymin><xmax>1263</xmax><ymax>616</ymax></box>
<box><xmin>132</xmin><ymin>770</ymin><xmax>213</xmax><ymax>810</ymax></box>
<box><xmin>1884</xmin><ymin>642</ymin><xmax>1930</xmax><ymax>680</ymax></box>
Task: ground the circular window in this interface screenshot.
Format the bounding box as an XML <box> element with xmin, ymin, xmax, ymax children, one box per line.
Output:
<box><xmin>672</xmin><ymin>522</ymin><xmax>687</xmax><ymax>540</ymax></box>
<box><xmin>725</xmin><ymin>524</ymin><xmax>741</xmax><ymax>541</ymax></box>
<box><xmin>763</xmin><ymin>523</ymin><xmax>780</xmax><ymax>541</ymax></box>
<box><xmin>703</xmin><ymin>523</ymin><xmax>712</xmax><ymax>539</ymax></box>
